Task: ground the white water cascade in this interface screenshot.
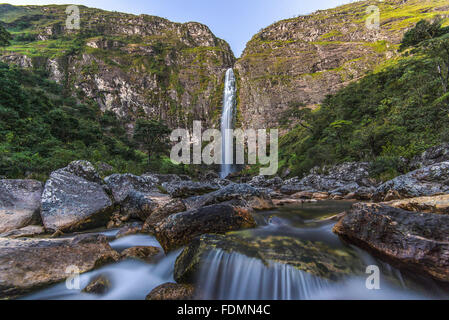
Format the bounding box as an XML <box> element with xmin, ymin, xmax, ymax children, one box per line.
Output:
<box><xmin>220</xmin><ymin>68</ymin><xmax>237</xmax><ymax>179</ymax></box>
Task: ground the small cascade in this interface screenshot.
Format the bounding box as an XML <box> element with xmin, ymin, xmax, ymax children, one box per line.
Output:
<box><xmin>198</xmin><ymin>249</ymin><xmax>330</xmax><ymax>300</ymax></box>
<box><xmin>220</xmin><ymin>68</ymin><xmax>237</xmax><ymax>179</ymax></box>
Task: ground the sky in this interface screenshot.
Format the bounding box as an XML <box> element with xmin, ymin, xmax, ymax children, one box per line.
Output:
<box><xmin>5</xmin><ymin>0</ymin><xmax>355</xmax><ymax>57</ymax></box>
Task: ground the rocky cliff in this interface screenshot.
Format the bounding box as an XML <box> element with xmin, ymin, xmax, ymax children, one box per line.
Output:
<box><xmin>235</xmin><ymin>0</ymin><xmax>449</xmax><ymax>129</ymax></box>
<box><xmin>0</xmin><ymin>4</ymin><xmax>235</xmax><ymax>129</ymax></box>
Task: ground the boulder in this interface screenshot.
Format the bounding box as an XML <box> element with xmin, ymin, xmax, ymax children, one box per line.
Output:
<box><xmin>82</xmin><ymin>275</ymin><xmax>111</xmax><ymax>294</ymax></box>
<box><xmin>0</xmin><ymin>179</ymin><xmax>43</xmax><ymax>233</ymax></box>
<box><xmin>104</xmin><ymin>173</ymin><xmax>158</xmax><ymax>204</ymax></box>
<box><xmin>174</xmin><ymin>233</ymin><xmax>364</xmax><ymax>284</ymax></box>
<box><xmin>384</xmin><ymin>194</ymin><xmax>449</xmax><ymax>214</ymax></box>
<box><xmin>115</xmin><ymin>222</ymin><xmax>144</xmax><ymax>239</ymax></box>
<box><xmin>373</xmin><ymin>162</ymin><xmax>449</xmax><ymax>201</ymax></box>
<box><xmin>154</xmin><ymin>203</ymin><xmax>256</xmax><ymax>252</ymax></box>
<box><xmin>182</xmin><ymin>183</ymin><xmax>273</xmax><ymax>211</ymax></box>
<box><xmin>120</xmin><ymin>246</ymin><xmax>161</xmax><ymax>262</ymax></box>
<box><xmin>161</xmin><ymin>180</ymin><xmax>219</xmax><ymax>198</ymax></box>
<box><xmin>409</xmin><ymin>143</ymin><xmax>449</xmax><ymax>170</ymax></box>
<box><xmin>333</xmin><ymin>203</ymin><xmax>449</xmax><ymax>282</ymax></box>
<box><xmin>0</xmin><ymin>225</ymin><xmax>45</xmax><ymax>239</ymax></box>
<box><xmin>120</xmin><ymin>191</ymin><xmax>158</xmax><ymax>221</ymax></box>
<box><xmin>142</xmin><ymin>199</ymin><xmax>186</xmax><ymax>234</ymax></box>
<box><xmin>41</xmin><ymin>161</ymin><xmax>114</xmax><ymax>232</ymax></box>
<box><xmin>146</xmin><ymin>283</ymin><xmax>195</xmax><ymax>300</ymax></box>
<box><xmin>0</xmin><ymin>234</ymin><xmax>119</xmax><ymax>299</ymax></box>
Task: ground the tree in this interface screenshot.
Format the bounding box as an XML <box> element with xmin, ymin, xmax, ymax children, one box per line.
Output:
<box><xmin>423</xmin><ymin>36</ymin><xmax>449</xmax><ymax>93</ymax></box>
<box><xmin>133</xmin><ymin>118</ymin><xmax>170</xmax><ymax>165</ymax></box>
<box><xmin>0</xmin><ymin>25</ymin><xmax>12</xmax><ymax>47</ymax></box>
<box><xmin>280</xmin><ymin>102</ymin><xmax>314</xmax><ymax>133</ymax></box>
<box><xmin>400</xmin><ymin>17</ymin><xmax>448</xmax><ymax>51</ymax></box>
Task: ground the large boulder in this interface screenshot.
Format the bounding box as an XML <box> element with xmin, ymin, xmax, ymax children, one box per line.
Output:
<box><xmin>280</xmin><ymin>162</ymin><xmax>376</xmax><ymax>195</ymax></box>
<box><xmin>146</xmin><ymin>283</ymin><xmax>195</xmax><ymax>300</ymax></box>
<box><xmin>41</xmin><ymin>161</ymin><xmax>115</xmax><ymax>232</ymax></box>
<box><xmin>161</xmin><ymin>180</ymin><xmax>220</xmax><ymax>198</ymax></box>
<box><xmin>154</xmin><ymin>203</ymin><xmax>256</xmax><ymax>252</ymax></box>
<box><xmin>104</xmin><ymin>173</ymin><xmax>159</xmax><ymax>204</ymax></box>
<box><xmin>182</xmin><ymin>183</ymin><xmax>273</xmax><ymax>211</ymax></box>
<box><xmin>0</xmin><ymin>234</ymin><xmax>119</xmax><ymax>299</ymax></box>
<box><xmin>0</xmin><ymin>179</ymin><xmax>43</xmax><ymax>233</ymax></box>
<box><xmin>174</xmin><ymin>233</ymin><xmax>364</xmax><ymax>284</ymax></box>
<box><xmin>373</xmin><ymin>162</ymin><xmax>449</xmax><ymax>201</ymax></box>
<box><xmin>142</xmin><ymin>199</ymin><xmax>186</xmax><ymax>234</ymax></box>
<box><xmin>333</xmin><ymin>203</ymin><xmax>449</xmax><ymax>282</ymax></box>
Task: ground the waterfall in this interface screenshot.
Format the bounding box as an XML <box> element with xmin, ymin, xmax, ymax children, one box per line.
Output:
<box><xmin>197</xmin><ymin>250</ymin><xmax>331</xmax><ymax>300</ymax></box>
<box><xmin>220</xmin><ymin>68</ymin><xmax>237</xmax><ymax>179</ymax></box>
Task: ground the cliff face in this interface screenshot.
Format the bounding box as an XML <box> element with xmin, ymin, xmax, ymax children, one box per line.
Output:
<box><xmin>0</xmin><ymin>4</ymin><xmax>235</xmax><ymax>129</ymax></box>
<box><xmin>235</xmin><ymin>0</ymin><xmax>449</xmax><ymax>130</ymax></box>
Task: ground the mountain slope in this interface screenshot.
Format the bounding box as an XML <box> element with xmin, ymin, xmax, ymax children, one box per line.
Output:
<box><xmin>0</xmin><ymin>4</ymin><xmax>235</xmax><ymax>129</ymax></box>
<box><xmin>235</xmin><ymin>0</ymin><xmax>449</xmax><ymax>130</ymax></box>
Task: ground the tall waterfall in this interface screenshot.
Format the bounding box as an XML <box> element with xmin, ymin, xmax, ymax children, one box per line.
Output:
<box><xmin>220</xmin><ymin>68</ymin><xmax>237</xmax><ymax>179</ymax></box>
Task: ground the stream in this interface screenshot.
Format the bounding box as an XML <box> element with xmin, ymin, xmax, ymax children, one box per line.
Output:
<box><xmin>24</xmin><ymin>201</ymin><xmax>449</xmax><ymax>300</ymax></box>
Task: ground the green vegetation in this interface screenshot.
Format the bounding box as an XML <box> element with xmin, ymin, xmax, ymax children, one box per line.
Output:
<box><xmin>133</xmin><ymin>119</ymin><xmax>170</xmax><ymax>165</ymax></box>
<box><xmin>0</xmin><ymin>24</ymin><xmax>12</xmax><ymax>46</ymax></box>
<box><xmin>280</xmin><ymin>19</ymin><xmax>449</xmax><ymax>181</ymax></box>
<box><xmin>0</xmin><ymin>61</ymin><xmax>187</xmax><ymax>180</ymax></box>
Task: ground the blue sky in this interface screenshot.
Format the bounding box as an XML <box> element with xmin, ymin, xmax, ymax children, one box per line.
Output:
<box><xmin>5</xmin><ymin>0</ymin><xmax>354</xmax><ymax>56</ymax></box>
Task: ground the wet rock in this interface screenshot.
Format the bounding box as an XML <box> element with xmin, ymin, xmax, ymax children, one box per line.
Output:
<box><xmin>142</xmin><ymin>199</ymin><xmax>186</xmax><ymax>234</ymax></box>
<box><xmin>82</xmin><ymin>275</ymin><xmax>111</xmax><ymax>294</ymax></box>
<box><xmin>161</xmin><ymin>180</ymin><xmax>219</xmax><ymax>198</ymax></box>
<box><xmin>174</xmin><ymin>233</ymin><xmax>364</xmax><ymax>284</ymax></box>
<box><xmin>182</xmin><ymin>183</ymin><xmax>273</xmax><ymax>211</ymax></box>
<box><xmin>384</xmin><ymin>194</ymin><xmax>449</xmax><ymax>215</ymax></box>
<box><xmin>120</xmin><ymin>191</ymin><xmax>158</xmax><ymax>221</ymax></box>
<box><xmin>104</xmin><ymin>173</ymin><xmax>158</xmax><ymax>204</ymax></box>
<box><xmin>0</xmin><ymin>179</ymin><xmax>43</xmax><ymax>233</ymax></box>
<box><xmin>154</xmin><ymin>203</ymin><xmax>256</xmax><ymax>252</ymax></box>
<box><xmin>0</xmin><ymin>225</ymin><xmax>45</xmax><ymax>239</ymax></box>
<box><xmin>120</xmin><ymin>246</ymin><xmax>161</xmax><ymax>262</ymax></box>
<box><xmin>146</xmin><ymin>283</ymin><xmax>195</xmax><ymax>300</ymax></box>
<box><xmin>0</xmin><ymin>234</ymin><xmax>119</xmax><ymax>299</ymax></box>
<box><xmin>41</xmin><ymin>161</ymin><xmax>115</xmax><ymax>232</ymax></box>
<box><xmin>115</xmin><ymin>222</ymin><xmax>144</xmax><ymax>239</ymax></box>
<box><xmin>333</xmin><ymin>203</ymin><xmax>449</xmax><ymax>282</ymax></box>
<box><xmin>373</xmin><ymin>162</ymin><xmax>449</xmax><ymax>201</ymax></box>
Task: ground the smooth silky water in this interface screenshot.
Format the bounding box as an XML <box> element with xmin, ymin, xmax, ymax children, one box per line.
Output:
<box><xmin>24</xmin><ymin>201</ymin><xmax>449</xmax><ymax>300</ymax></box>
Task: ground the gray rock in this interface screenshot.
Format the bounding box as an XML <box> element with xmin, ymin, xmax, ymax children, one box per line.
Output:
<box><xmin>41</xmin><ymin>161</ymin><xmax>114</xmax><ymax>232</ymax></box>
<box><xmin>410</xmin><ymin>143</ymin><xmax>449</xmax><ymax>170</ymax></box>
<box><xmin>104</xmin><ymin>173</ymin><xmax>159</xmax><ymax>203</ymax></box>
<box><xmin>334</xmin><ymin>203</ymin><xmax>449</xmax><ymax>282</ymax></box>
<box><xmin>373</xmin><ymin>162</ymin><xmax>449</xmax><ymax>201</ymax></box>
<box><xmin>183</xmin><ymin>183</ymin><xmax>273</xmax><ymax>211</ymax></box>
<box><xmin>154</xmin><ymin>202</ymin><xmax>256</xmax><ymax>252</ymax></box>
<box><xmin>280</xmin><ymin>162</ymin><xmax>376</xmax><ymax>195</ymax></box>
<box><xmin>0</xmin><ymin>234</ymin><xmax>119</xmax><ymax>299</ymax></box>
<box><xmin>121</xmin><ymin>191</ymin><xmax>158</xmax><ymax>221</ymax></box>
<box><xmin>0</xmin><ymin>179</ymin><xmax>43</xmax><ymax>233</ymax></box>
<box><xmin>248</xmin><ymin>175</ymin><xmax>283</xmax><ymax>189</ymax></box>
<box><xmin>161</xmin><ymin>180</ymin><xmax>219</xmax><ymax>198</ymax></box>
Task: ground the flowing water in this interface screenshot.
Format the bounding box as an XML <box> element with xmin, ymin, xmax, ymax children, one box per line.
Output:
<box><xmin>220</xmin><ymin>68</ymin><xmax>237</xmax><ymax>179</ymax></box>
<box><xmin>24</xmin><ymin>201</ymin><xmax>449</xmax><ymax>300</ymax></box>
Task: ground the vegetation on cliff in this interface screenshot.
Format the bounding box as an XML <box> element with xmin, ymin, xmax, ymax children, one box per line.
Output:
<box><xmin>280</xmin><ymin>18</ymin><xmax>449</xmax><ymax>180</ymax></box>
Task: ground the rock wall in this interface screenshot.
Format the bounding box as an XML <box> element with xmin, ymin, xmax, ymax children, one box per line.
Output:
<box><xmin>235</xmin><ymin>0</ymin><xmax>449</xmax><ymax>129</ymax></box>
<box><xmin>0</xmin><ymin>4</ymin><xmax>235</xmax><ymax>129</ymax></box>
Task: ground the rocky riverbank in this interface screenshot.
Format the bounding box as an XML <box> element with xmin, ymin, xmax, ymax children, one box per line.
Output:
<box><xmin>1</xmin><ymin>144</ymin><xmax>449</xmax><ymax>299</ymax></box>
